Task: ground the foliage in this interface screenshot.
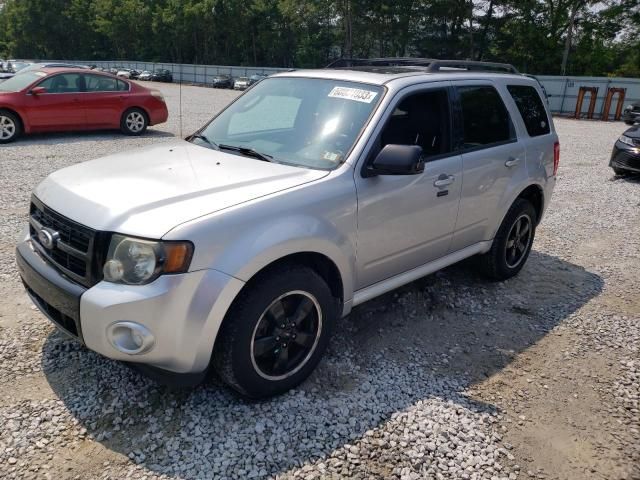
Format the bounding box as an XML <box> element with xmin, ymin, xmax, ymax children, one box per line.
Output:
<box><xmin>0</xmin><ymin>0</ymin><xmax>638</xmax><ymax>76</ymax></box>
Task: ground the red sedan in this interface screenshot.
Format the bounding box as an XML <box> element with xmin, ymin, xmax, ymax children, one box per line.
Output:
<box><xmin>0</xmin><ymin>68</ymin><xmax>168</xmax><ymax>143</ymax></box>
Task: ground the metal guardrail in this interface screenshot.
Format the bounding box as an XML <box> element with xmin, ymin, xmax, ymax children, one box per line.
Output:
<box><xmin>536</xmin><ymin>76</ymin><xmax>640</xmax><ymax>120</ymax></box>
<box><xmin>65</xmin><ymin>60</ymin><xmax>289</xmax><ymax>84</ymax></box>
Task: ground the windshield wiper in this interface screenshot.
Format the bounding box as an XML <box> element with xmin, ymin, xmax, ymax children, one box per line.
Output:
<box><xmin>218</xmin><ymin>144</ymin><xmax>274</xmax><ymax>162</ymax></box>
<box><xmin>188</xmin><ymin>133</ymin><xmax>218</xmax><ymax>150</ymax></box>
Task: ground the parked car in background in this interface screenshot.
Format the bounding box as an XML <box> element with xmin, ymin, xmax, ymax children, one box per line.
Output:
<box><xmin>14</xmin><ymin>60</ymin><xmax>558</xmax><ymax>398</ymax></box>
<box><xmin>150</xmin><ymin>69</ymin><xmax>173</xmax><ymax>82</ymax></box>
<box><xmin>7</xmin><ymin>60</ymin><xmax>34</xmax><ymax>73</ymax></box>
<box><xmin>233</xmin><ymin>76</ymin><xmax>250</xmax><ymax>90</ymax></box>
<box><xmin>117</xmin><ymin>68</ymin><xmax>141</xmax><ymax>80</ymax></box>
<box><xmin>18</xmin><ymin>62</ymin><xmax>91</xmax><ymax>74</ymax></box>
<box><xmin>138</xmin><ymin>70</ymin><xmax>153</xmax><ymax>81</ymax></box>
<box><xmin>248</xmin><ymin>73</ymin><xmax>268</xmax><ymax>86</ymax></box>
<box><xmin>0</xmin><ymin>68</ymin><xmax>168</xmax><ymax>143</ymax></box>
<box><xmin>108</xmin><ymin>67</ymin><xmax>122</xmax><ymax>75</ymax></box>
<box><xmin>610</xmin><ymin>126</ymin><xmax>640</xmax><ymax>175</ymax></box>
<box><xmin>622</xmin><ymin>101</ymin><xmax>640</xmax><ymax>125</ymax></box>
<box><xmin>212</xmin><ymin>74</ymin><xmax>233</xmax><ymax>88</ymax></box>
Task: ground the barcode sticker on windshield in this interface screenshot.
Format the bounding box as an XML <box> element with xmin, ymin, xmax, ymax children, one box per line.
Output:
<box><xmin>328</xmin><ymin>87</ymin><xmax>378</xmax><ymax>103</ymax></box>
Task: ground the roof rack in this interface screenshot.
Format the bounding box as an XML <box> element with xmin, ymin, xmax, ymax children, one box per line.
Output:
<box><xmin>326</xmin><ymin>57</ymin><xmax>519</xmax><ymax>74</ymax></box>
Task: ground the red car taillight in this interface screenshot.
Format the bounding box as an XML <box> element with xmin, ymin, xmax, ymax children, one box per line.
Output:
<box><xmin>553</xmin><ymin>141</ymin><xmax>560</xmax><ymax>176</ymax></box>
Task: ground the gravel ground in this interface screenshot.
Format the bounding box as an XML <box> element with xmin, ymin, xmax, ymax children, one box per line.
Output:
<box><xmin>0</xmin><ymin>82</ymin><xmax>638</xmax><ymax>480</ymax></box>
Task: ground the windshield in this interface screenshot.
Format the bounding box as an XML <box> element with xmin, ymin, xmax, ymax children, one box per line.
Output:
<box><xmin>198</xmin><ymin>77</ymin><xmax>383</xmax><ymax>170</ymax></box>
<box><xmin>0</xmin><ymin>71</ymin><xmax>46</xmax><ymax>92</ymax></box>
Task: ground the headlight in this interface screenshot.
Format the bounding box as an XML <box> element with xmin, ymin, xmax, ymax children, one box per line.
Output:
<box><xmin>103</xmin><ymin>234</ymin><xmax>193</xmax><ymax>285</ymax></box>
<box><xmin>619</xmin><ymin>135</ymin><xmax>636</xmax><ymax>147</ymax></box>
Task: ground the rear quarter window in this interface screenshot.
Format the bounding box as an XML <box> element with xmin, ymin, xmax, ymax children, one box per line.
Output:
<box><xmin>457</xmin><ymin>85</ymin><xmax>515</xmax><ymax>148</ymax></box>
<box><xmin>507</xmin><ymin>85</ymin><xmax>550</xmax><ymax>137</ymax></box>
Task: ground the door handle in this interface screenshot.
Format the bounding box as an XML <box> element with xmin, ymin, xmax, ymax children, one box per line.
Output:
<box><xmin>505</xmin><ymin>157</ymin><xmax>521</xmax><ymax>167</ymax></box>
<box><xmin>434</xmin><ymin>175</ymin><xmax>455</xmax><ymax>188</ymax></box>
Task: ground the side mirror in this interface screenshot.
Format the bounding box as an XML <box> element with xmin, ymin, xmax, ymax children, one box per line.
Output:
<box><xmin>367</xmin><ymin>144</ymin><xmax>424</xmax><ymax>176</ymax></box>
<box><xmin>30</xmin><ymin>86</ymin><xmax>47</xmax><ymax>95</ymax></box>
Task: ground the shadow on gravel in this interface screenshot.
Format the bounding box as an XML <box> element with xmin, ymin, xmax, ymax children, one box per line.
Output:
<box><xmin>7</xmin><ymin>129</ymin><xmax>174</xmax><ymax>147</ymax></box>
<box><xmin>611</xmin><ymin>172</ymin><xmax>640</xmax><ymax>184</ymax></box>
<box><xmin>41</xmin><ymin>250</ymin><xmax>603</xmax><ymax>479</ymax></box>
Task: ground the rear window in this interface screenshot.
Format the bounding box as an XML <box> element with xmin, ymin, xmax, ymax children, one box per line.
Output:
<box><xmin>507</xmin><ymin>85</ymin><xmax>550</xmax><ymax>137</ymax></box>
<box><xmin>457</xmin><ymin>85</ymin><xmax>515</xmax><ymax>148</ymax></box>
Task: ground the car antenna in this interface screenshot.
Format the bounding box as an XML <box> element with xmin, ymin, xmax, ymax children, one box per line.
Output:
<box><xmin>179</xmin><ymin>61</ymin><xmax>183</xmax><ymax>138</ymax></box>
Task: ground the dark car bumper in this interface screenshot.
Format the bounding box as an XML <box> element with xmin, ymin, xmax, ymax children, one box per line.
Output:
<box><xmin>16</xmin><ymin>241</ymin><xmax>86</xmax><ymax>341</ymax></box>
<box><xmin>610</xmin><ymin>141</ymin><xmax>640</xmax><ymax>173</ymax></box>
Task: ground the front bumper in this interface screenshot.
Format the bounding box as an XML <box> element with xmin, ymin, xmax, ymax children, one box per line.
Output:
<box><xmin>17</xmin><ymin>238</ymin><xmax>245</xmax><ymax>378</ymax></box>
<box><xmin>610</xmin><ymin>142</ymin><xmax>640</xmax><ymax>173</ymax></box>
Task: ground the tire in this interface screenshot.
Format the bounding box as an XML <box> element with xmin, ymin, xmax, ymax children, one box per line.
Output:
<box><xmin>477</xmin><ymin>198</ymin><xmax>537</xmax><ymax>281</ymax></box>
<box><xmin>625</xmin><ymin>120</ymin><xmax>635</xmax><ymax>126</ymax></box>
<box><xmin>0</xmin><ymin>109</ymin><xmax>21</xmax><ymax>144</ymax></box>
<box><xmin>213</xmin><ymin>265</ymin><xmax>338</xmax><ymax>398</ymax></box>
<box><xmin>120</xmin><ymin>108</ymin><xmax>148</xmax><ymax>135</ymax></box>
<box><xmin>612</xmin><ymin>166</ymin><xmax>628</xmax><ymax>176</ymax></box>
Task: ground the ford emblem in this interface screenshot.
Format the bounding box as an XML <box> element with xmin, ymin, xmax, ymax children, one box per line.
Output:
<box><xmin>38</xmin><ymin>229</ymin><xmax>58</xmax><ymax>249</ymax></box>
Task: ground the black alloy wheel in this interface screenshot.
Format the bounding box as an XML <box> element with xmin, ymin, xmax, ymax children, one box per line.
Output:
<box><xmin>251</xmin><ymin>291</ymin><xmax>322</xmax><ymax>380</ymax></box>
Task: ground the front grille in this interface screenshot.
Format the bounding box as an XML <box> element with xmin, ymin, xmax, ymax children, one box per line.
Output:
<box><xmin>29</xmin><ymin>197</ymin><xmax>97</xmax><ymax>287</ymax></box>
<box><xmin>23</xmin><ymin>281</ymin><xmax>79</xmax><ymax>337</ymax></box>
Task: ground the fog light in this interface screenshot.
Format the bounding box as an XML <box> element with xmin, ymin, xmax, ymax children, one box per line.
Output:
<box><xmin>107</xmin><ymin>322</ymin><xmax>155</xmax><ymax>355</ymax></box>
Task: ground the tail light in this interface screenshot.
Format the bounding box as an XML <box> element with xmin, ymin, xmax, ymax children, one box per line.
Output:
<box><xmin>553</xmin><ymin>141</ymin><xmax>560</xmax><ymax>176</ymax></box>
<box><xmin>150</xmin><ymin>90</ymin><xmax>165</xmax><ymax>103</ymax></box>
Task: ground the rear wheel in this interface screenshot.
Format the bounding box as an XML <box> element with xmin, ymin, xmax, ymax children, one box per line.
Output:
<box><xmin>0</xmin><ymin>110</ymin><xmax>21</xmax><ymax>144</ymax></box>
<box><xmin>121</xmin><ymin>108</ymin><xmax>148</xmax><ymax>135</ymax></box>
<box><xmin>477</xmin><ymin>198</ymin><xmax>537</xmax><ymax>281</ymax></box>
<box><xmin>213</xmin><ymin>265</ymin><xmax>337</xmax><ymax>398</ymax></box>
<box><xmin>612</xmin><ymin>166</ymin><xmax>628</xmax><ymax>176</ymax></box>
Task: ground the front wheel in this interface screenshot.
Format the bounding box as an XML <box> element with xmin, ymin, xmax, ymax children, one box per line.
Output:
<box><xmin>477</xmin><ymin>198</ymin><xmax>537</xmax><ymax>281</ymax></box>
<box><xmin>0</xmin><ymin>110</ymin><xmax>21</xmax><ymax>144</ymax></box>
<box><xmin>121</xmin><ymin>108</ymin><xmax>148</xmax><ymax>135</ymax></box>
<box><xmin>625</xmin><ymin>120</ymin><xmax>635</xmax><ymax>126</ymax></box>
<box><xmin>213</xmin><ymin>266</ymin><xmax>337</xmax><ymax>398</ymax></box>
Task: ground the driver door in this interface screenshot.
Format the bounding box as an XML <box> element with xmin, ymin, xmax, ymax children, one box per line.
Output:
<box><xmin>24</xmin><ymin>73</ymin><xmax>86</xmax><ymax>131</ymax></box>
<box><xmin>354</xmin><ymin>83</ymin><xmax>463</xmax><ymax>289</ymax></box>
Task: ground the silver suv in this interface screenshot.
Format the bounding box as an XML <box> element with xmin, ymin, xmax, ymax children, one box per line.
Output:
<box><xmin>16</xmin><ymin>59</ymin><xmax>559</xmax><ymax>398</ymax></box>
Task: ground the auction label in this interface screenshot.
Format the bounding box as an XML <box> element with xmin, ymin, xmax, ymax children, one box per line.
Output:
<box><xmin>328</xmin><ymin>86</ymin><xmax>378</xmax><ymax>103</ymax></box>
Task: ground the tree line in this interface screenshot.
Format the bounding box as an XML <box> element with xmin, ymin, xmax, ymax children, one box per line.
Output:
<box><xmin>0</xmin><ymin>0</ymin><xmax>639</xmax><ymax>76</ymax></box>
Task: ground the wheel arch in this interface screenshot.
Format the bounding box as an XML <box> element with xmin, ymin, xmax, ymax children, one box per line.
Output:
<box><xmin>515</xmin><ymin>184</ymin><xmax>544</xmax><ymax>225</ymax></box>
<box><xmin>233</xmin><ymin>251</ymin><xmax>344</xmax><ymax>305</ymax></box>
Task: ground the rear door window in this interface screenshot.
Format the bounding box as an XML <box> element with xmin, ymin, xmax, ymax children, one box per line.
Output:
<box><xmin>85</xmin><ymin>74</ymin><xmax>121</xmax><ymax>92</ymax></box>
<box><xmin>507</xmin><ymin>85</ymin><xmax>550</xmax><ymax>137</ymax></box>
<box><xmin>457</xmin><ymin>85</ymin><xmax>515</xmax><ymax>148</ymax></box>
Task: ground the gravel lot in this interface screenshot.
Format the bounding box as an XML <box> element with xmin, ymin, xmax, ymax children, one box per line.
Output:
<box><xmin>0</xmin><ymin>82</ymin><xmax>638</xmax><ymax>480</ymax></box>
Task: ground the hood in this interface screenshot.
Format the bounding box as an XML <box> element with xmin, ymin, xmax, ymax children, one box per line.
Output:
<box><xmin>35</xmin><ymin>141</ymin><xmax>329</xmax><ymax>239</ymax></box>
<box><xmin>624</xmin><ymin>126</ymin><xmax>639</xmax><ymax>139</ymax></box>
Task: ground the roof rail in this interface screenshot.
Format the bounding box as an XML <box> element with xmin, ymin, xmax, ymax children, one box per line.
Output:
<box><xmin>326</xmin><ymin>57</ymin><xmax>519</xmax><ymax>74</ymax></box>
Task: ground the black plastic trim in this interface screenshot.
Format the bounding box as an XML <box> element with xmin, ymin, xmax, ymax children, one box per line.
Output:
<box><xmin>126</xmin><ymin>362</ymin><xmax>207</xmax><ymax>387</ymax></box>
<box><xmin>16</xmin><ymin>241</ymin><xmax>86</xmax><ymax>340</ymax></box>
